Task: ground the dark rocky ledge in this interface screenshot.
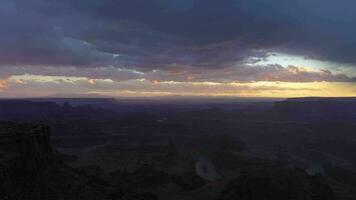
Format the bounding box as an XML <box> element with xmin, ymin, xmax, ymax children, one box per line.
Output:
<box><xmin>0</xmin><ymin>122</ymin><xmax>53</xmax><ymax>181</ymax></box>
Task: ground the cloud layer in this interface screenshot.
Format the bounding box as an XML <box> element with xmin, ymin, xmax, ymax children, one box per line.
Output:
<box><xmin>1</xmin><ymin>0</ymin><xmax>356</xmax><ymax>97</ymax></box>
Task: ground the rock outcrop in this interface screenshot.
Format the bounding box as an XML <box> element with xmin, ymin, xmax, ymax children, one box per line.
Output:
<box><xmin>0</xmin><ymin>122</ymin><xmax>53</xmax><ymax>182</ymax></box>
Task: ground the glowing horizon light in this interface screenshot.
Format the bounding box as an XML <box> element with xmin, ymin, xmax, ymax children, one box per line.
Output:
<box><xmin>0</xmin><ymin>73</ymin><xmax>355</xmax><ymax>98</ymax></box>
<box><xmin>0</xmin><ymin>80</ymin><xmax>6</xmax><ymax>90</ymax></box>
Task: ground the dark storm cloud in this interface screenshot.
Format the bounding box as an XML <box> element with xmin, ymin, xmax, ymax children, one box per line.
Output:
<box><xmin>1</xmin><ymin>0</ymin><xmax>356</xmax><ymax>73</ymax></box>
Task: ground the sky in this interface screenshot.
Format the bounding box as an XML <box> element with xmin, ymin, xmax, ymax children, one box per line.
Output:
<box><xmin>1</xmin><ymin>0</ymin><xmax>356</xmax><ymax>98</ymax></box>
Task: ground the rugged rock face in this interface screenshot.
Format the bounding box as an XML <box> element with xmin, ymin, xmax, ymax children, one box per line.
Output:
<box><xmin>0</xmin><ymin>122</ymin><xmax>53</xmax><ymax>181</ymax></box>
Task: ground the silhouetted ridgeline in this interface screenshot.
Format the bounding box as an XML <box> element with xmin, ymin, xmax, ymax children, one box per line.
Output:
<box><xmin>0</xmin><ymin>100</ymin><xmax>115</xmax><ymax>123</ymax></box>
<box><xmin>275</xmin><ymin>97</ymin><xmax>356</xmax><ymax>120</ymax></box>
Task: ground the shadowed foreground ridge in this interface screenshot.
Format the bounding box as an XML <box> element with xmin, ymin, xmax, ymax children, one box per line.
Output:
<box><xmin>0</xmin><ymin>122</ymin><xmax>53</xmax><ymax>179</ymax></box>
<box><xmin>0</xmin><ymin>121</ymin><xmax>337</xmax><ymax>200</ymax></box>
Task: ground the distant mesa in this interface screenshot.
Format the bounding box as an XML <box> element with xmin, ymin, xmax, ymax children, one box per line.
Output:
<box><xmin>275</xmin><ymin>97</ymin><xmax>356</xmax><ymax>120</ymax></box>
<box><xmin>284</xmin><ymin>97</ymin><xmax>356</xmax><ymax>102</ymax></box>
